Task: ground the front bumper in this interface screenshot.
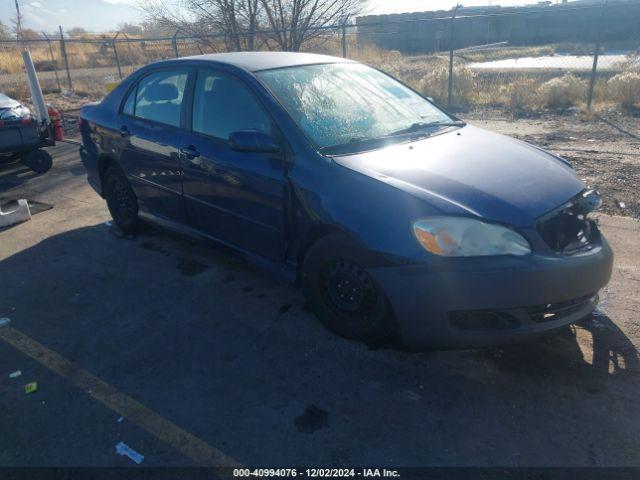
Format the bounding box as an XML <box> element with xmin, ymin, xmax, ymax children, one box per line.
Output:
<box><xmin>368</xmin><ymin>236</ymin><xmax>613</xmax><ymax>350</ymax></box>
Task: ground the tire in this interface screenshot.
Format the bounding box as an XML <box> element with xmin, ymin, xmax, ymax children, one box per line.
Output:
<box><xmin>104</xmin><ymin>165</ymin><xmax>140</xmax><ymax>234</ymax></box>
<box><xmin>302</xmin><ymin>234</ymin><xmax>395</xmax><ymax>343</ymax></box>
<box><xmin>22</xmin><ymin>149</ymin><xmax>52</xmax><ymax>174</ymax></box>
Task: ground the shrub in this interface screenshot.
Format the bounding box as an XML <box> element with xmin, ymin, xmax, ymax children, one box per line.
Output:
<box><xmin>418</xmin><ymin>63</ymin><xmax>476</xmax><ymax>108</ymax></box>
<box><xmin>506</xmin><ymin>78</ymin><xmax>539</xmax><ymax>112</ymax></box>
<box><xmin>539</xmin><ymin>74</ymin><xmax>586</xmax><ymax>110</ymax></box>
<box><xmin>355</xmin><ymin>46</ymin><xmax>404</xmax><ymax>77</ymax></box>
<box><xmin>607</xmin><ymin>72</ymin><xmax>640</xmax><ymax>110</ymax></box>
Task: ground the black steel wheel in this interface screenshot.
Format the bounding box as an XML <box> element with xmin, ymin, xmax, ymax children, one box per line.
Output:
<box><xmin>104</xmin><ymin>165</ymin><xmax>140</xmax><ymax>234</ymax></box>
<box><xmin>321</xmin><ymin>260</ymin><xmax>379</xmax><ymax>319</ymax></box>
<box><xmin>302</xmin><ymin>234</ymin><xmax>395</xmax><ymax>342</ymax></box>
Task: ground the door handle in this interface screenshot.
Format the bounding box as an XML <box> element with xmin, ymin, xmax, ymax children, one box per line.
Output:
<box><xmin>119</xmin><ymin>126</ymin><xmax>130</xmax><ymax>138</ymax></box>
<box><xmin>180</xmin><ymin>145</ymin><xmax>201</xmax><ymax>159</ymax></box>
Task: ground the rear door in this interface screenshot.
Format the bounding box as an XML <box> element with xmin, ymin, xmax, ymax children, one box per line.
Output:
<box><xmin>118</xmin><ymin>68</ymin><xmax>191</xmax><ymax>224</ymax></box>
<box><xmin>180</xmin><ymin>69</ymin><xmax>286</xmax><ymax>262</ymax></box>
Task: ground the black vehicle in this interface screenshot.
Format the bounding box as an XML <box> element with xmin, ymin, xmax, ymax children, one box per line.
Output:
<box><xmin>0</xmin><ymin>93</ymin><xmax>54</xmax><ymax>174</ymax></box>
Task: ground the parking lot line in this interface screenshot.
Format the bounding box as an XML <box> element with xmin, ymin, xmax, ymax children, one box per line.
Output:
<box><xmin>0</xmin><ymin>325</ymin><xmax>242</xmax><ymax>470</ymax></box>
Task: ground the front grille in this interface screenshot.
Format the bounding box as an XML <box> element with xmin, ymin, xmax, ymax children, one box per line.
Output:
<box><xmin>537</xmin><ymin>189</ymin><xmax>601</xmax><ymax>254</ymax></box>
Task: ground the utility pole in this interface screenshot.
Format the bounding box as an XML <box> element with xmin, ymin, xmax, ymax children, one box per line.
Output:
<box><xmin>59</xmin><ymin>25</ymin><xmax>73</xmax><ymax>91</ymax></box>
<box><xmin>447</xmin><ymin>3</ymin><xmax>461</xmax><ymax>110</ymax></box>
<box><xmin>587</xmin><ymin>0</ymin><xmax>608</xmax><ymax>110</ymax></box>
<box><xmin>14</xmin><ymin>0</ymin><xmax>23</xmax><ymax>42</ymax></box>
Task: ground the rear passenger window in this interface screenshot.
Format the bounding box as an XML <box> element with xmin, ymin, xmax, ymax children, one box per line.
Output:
<box><xmin>192</xmin><ymin>71</ymin><xmax>270</xmax><ymax>140</ymax></box>
<box><xmin>134</xmin><ymin>70</ymin><xmax>188</xmax><ymax>127</ymax></box>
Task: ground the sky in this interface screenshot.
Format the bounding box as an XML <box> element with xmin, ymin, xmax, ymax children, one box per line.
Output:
<box><xmin>103</xmin><ymin>0</ymin><xmax>547</xmax><ymax>15</ymax></box>
<box><xmin>2</xmin><ymin>0</ymin><xmax>556</xmax><ymax>33</ymax></box>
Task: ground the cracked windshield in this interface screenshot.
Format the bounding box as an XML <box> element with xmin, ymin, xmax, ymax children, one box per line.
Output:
<box><xmin>258</xmin><ymin>63</ymin><xmax>453</xmax><ymax>151</ymax></box>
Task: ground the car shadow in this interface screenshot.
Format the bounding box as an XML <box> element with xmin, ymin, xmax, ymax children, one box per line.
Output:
<box><xmin>1</xmin><ymin>222</ymin><xmax>639</xmax><ymax>466</ymax></box>
<box><xmin>0</xmin><ymin>159</ymin><xmax>41</xmax><ymax>188</ymax></box>
<box><xmin>466</xmin><ymin>312</ymin><xmax>639</xmax><ymax>380</ymax></box>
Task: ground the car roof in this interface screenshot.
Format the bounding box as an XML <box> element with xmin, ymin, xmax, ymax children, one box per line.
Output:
<box><xmin>180</xmin><ymin>51</ymin><xmax>355</xmax><ymax>72</ymax></box>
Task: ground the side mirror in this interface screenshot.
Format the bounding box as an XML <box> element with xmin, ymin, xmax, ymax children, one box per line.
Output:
<box><xmin>229</xmin><ymin>130</ymin><xmax>281</xmax><ymax>154</ymax></box>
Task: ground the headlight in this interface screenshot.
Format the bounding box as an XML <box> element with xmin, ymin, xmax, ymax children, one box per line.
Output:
<box><xmin>413</xmin><ymin>217</ymin><xmax>531</xmax><ymax>257</ymax></box>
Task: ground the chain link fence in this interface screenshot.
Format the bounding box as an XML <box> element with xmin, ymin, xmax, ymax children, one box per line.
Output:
<box><xmin>0</xmin><ymin>3</ymin><xmax>638</xmax><ymax>124</ymax></box>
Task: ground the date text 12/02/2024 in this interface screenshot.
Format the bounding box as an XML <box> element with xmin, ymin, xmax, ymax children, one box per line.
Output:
<box><xmin>233</xmin><ymin>469</ymin><xmax>401</xmax><ymax>478</ymax></box>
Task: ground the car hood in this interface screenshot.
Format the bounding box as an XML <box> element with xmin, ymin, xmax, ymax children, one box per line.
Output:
<box><xmin>332</xmin><ymin>125</ymin><xmax>584</xmax><ymax>228</ymax></box>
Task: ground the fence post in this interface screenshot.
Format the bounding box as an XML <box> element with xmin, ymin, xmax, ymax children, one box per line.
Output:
<box><xmin>43</xmin><ymin>33</ymin><xmax>62</xmax><ymax>92</ymax></box>
<box><xmin>587</xmin><ymin>1</ymin><xmax>608</xmax><ymax>110</ymax></box>
<box><xmin>112</xmin><ymin>33</ymin><xmax>123</xmax><ymax>80</ymax></box>
<box><xmin>341</xmin><ymin>22</ymin><xmax>347</xmax><ymax>58</ymax></box>
<box><xmin>447</xmin><ymin>4</ymin><xmax>461</xmax><ymax>110</ymax></box>
<box><xmin>58</xmin><ymin>25</ymin><xmax>73</xmax><ymax>92</ymax></box>
<box><xmin>172</xmin><ymin>31</ymin><xmax>179</xmax><ymax>58</ymax></box>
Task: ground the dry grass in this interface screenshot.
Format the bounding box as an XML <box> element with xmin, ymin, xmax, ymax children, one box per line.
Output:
<box><xmin>538</xmin><ymin>74</ymin><xmax>587</xmax><ymax>110</ymax></box>
<box><xmin>607</xmin><ymin>71</ymin><xmax>640</xmax><ymax>110</ymax></box>
<box><xmin>1</xmin><ymin>38</ymin><xmax>637</xmax><ymax>115</ymax></box>
<box><xmin>417</xmin><ymin>63</ymin><xmax>476</xmax><ymax>108</ymax></box>
<box><xmin>504</xmin><ymin>78</ymin><xmax>540</xmax><ymax>112</ymax></box>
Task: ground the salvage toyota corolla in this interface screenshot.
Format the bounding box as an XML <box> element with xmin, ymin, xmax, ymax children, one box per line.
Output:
<box><xmin>79</xmin><ymin>52</ymin><xmax>613</xmax><ymax>349</ymax></box>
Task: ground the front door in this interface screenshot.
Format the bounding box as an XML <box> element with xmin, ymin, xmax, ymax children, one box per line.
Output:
<box><xmin>118</xmin><ymin>68</ymin><xmax>190</xmax><ymax>224</ymax></box>
<box><xmin>180</xmin><ymin>70</ymin><xmax>285</xmax><ymax>262</ymax></box>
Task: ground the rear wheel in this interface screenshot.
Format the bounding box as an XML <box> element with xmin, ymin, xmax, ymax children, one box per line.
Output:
<box><xmin>22</xmin><ymin>149</ymin><xmax>52</xmax><ymax>174</ymax></box>
<box><xmin>302</xmin><ymin>234</ymin><xmax>395</xmax><ymax>342</ymax></box>
<box><xmin>104</xmin><ymin>165</ymin><xmax>140</xmax><ymax>234</ymax></box>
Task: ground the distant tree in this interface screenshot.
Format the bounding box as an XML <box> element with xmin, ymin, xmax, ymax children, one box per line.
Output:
<box><xmin>18</xmin><ymin>28</ymin><xmax>43</xmax><ymax>40</ymax></box>
<box><xmin>140</xmin><ymin>18</ymin><xmax>175</xmax><ymax>37</ymax></box>
<box><xmin>67</xmin><ymin>27</ymin><xmax>87</xmax><ymax>37</ymax></box>
<box><xmin>140</xmin><ymin>0</ymin><xmax>367</xmax><ymax>52</ymax></box>
<box><xmin>118</xmin><ymin>22</ymin><xmax>144</xmax><ymax>35</ymax></box>
<box><xmin>0</xmin><ymin>20</ymin><xmax>11</xmax><ymax>39</ymax></box>
<box><xmin>260</xmin><ymin>0</ymin><xmax>367</xmax><ymax>51</ymax></box>
<box><xmin>140</xmin><ymin>0</ymin><xmax>261</xmax><ymax>51</ymax></box>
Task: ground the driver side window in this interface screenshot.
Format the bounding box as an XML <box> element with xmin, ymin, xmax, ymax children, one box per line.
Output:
<box><xmin>192</xmin><ymin>71</ymin><xmax>270</xmax><ymax>140</ymax></box>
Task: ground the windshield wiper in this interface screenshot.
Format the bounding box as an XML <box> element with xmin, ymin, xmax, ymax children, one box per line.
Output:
<box><xmin>389</xmin><ymin>120</ymin><xmax>466</xmax><ymax>137</ymax></box>
<box><xmin>319</xmin><ymin>120</ymin><xmax>467</xmax><ymax>155</ymax></box>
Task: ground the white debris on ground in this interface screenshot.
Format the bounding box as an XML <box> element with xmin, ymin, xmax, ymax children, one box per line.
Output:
<box><xmin>115</xmin><ymin>441</ymin><xmax>144</xmax><ymax>464</ymax></box>
<box><xmin>0</xmin><ymin>200</ymin><xmax>31</xmax><ymax>228</ymax></box>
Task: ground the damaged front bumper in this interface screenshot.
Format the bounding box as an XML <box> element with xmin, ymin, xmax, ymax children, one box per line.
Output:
<box><xmin>368</xmin><ymin>234</ymin><xmax>613</xmax><ymax>350</ymax></box>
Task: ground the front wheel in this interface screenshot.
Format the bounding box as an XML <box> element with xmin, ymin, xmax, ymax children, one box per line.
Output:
<box><xmin>104</xmin><ymin>165</ymin><xmax>140</xmax><ymax>234</ymax></box>
<box><xmin>302</xmin><ymin>234</ymin><xmax>395</xmax><ymax>343</ymax></box>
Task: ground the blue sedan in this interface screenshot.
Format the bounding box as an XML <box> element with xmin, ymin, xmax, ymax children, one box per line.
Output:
<box><xmin>79</xmin><ymin>52</ymin><xmax>613</xmax><ymax>349</ymax></box>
